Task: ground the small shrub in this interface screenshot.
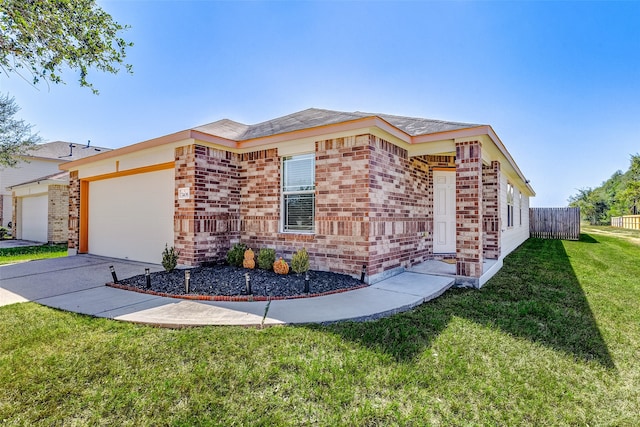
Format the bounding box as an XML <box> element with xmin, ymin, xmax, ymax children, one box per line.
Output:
<box><xmin>243</xmin><ymin>248</ymin><xmax>255</xmax><ymax>269</ymax></box>
<box><xmin>291</xmin><ymin>247</ymin><xmax>310</xmax><ymax>274</ymax></box>
<box><xmin>162</xmin><ymin>244</ymin><xmax>179</xmax><ymax>272</ymax></box>
<box><xmin>257</xmin><ymin>248</ymin><xmax>276</xmax><ymax>270</ymax></box>
<box><xmin>226</xmin><ymin>243</ymin><xmax>248</xmax><ymax>267</ymax></box>
<box><xmin>273</xmin><ymin>257</ymin><xmax>289</xmax><ymax>275</ymax></box>
<box><xmin>0</xmin><ymin>227</ymin><xmax>7</xmax><ymax>239</ymax></box>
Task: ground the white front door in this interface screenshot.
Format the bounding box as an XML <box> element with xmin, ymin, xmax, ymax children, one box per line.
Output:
<box><xmin>433</xmin><ymin>170</ymin><xmax>456</xmax><ymax>253</ymax></box>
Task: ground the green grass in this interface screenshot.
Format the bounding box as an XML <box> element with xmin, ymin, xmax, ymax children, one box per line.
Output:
<box><xmin>0</xmin><ymin>244</ymin><xmax>67</xmax><ymax>265</ymax></box>
<box><xmin>1</xmin><ymin>227</ymin><xmax>639</xmax><ymax>425</ymax></box>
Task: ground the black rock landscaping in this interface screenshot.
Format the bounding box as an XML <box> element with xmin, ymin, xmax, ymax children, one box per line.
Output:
<box><xmin>117</xmin><ymin>264</ymin><xmax>365</xmax><ymax>299</ymax></box>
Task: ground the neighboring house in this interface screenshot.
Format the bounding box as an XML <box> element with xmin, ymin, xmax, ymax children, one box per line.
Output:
<box><xmin>60</xmin><ymin>108</ymin><xmax>535</xmax><ymax>286</ymax></box>
<box><xmin>7</xmin><ymin>172</ymin><xmax>69</xmax><ymax>243</ymax></box>
<box><xmin>1</xmin><ymin>141</ymin><xmax>111</xmax><ymax>242</ymax></box>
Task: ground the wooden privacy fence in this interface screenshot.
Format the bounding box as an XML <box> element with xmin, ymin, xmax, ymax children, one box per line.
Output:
<box><xmin>611</xmin><ymin>215</ymin><xmax>640</xmax><ymax>230</ymax></box>
<box><xmin>529</xmin><ymin>207</ymin><xmax>580</xmax><ymax>240</ymax></box>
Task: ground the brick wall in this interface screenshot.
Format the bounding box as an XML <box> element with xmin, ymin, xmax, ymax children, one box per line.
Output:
<box><xmin>482</xmin><ymin>160</ymin><xmax>501</xmax><ymax>259</ymax></box>
<box><xmin>240</xmin><ymin>148</ymin><xmax>280</xmax><ymax>244</ymax></box>
<box><xmin>455</xmin><ymin>141</ymin><xmax>483</xmax><ymax>280</ymax></box>
<box><xmin>237</xmin><ymin>136</ymin><xmax>371</xmax><ymax>277</ymax></box>
<box><xmin>177</xmin><ymin>135</ymin><xmax>438</xmax><ymax>280</ymax></box>
<box><xmin>367</xmin><ymin>136</ymin><xmax>431</xmax><ymax>276</ymax></box>
<box><xmin>313</xmin><ymin>135</ymin><xmax>370</xmax><ymax>275</ymax></box>
<box><xmin>48</xmin><ymin>184</ymin><xmax>69</xmax><ymax>243</ymax></box>
<box><xmin>68</xmin><ymin>171</ymin><xmax>80</xmax><ymax>250</ymax></box>
<box><xmin>174</xmin><ymin>144</ymin><xmax>241</xmax><ymax>266</ymax></box>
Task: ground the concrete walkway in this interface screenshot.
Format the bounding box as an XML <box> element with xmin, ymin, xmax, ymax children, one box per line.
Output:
<box><xmin>0</xmin><ymin>239</ymin><xmax>46</xmax><ymax>248</ymax></box>
<box><xmin>0</xmin><ymin>255</ymin><xmax>454</xmax><ymax>327</ymax></box>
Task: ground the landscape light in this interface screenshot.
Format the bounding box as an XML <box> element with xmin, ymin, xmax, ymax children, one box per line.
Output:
<box><xmin>145</xmin><ymin>268</ymin><xmax>151</xmax><ymax>289</ymax></box>
<box><xmin>360</xmin><ymin>265</ymin><xmax>367</xmax><ymax>284</ymax></box>
<box><xmin>109</xmin><ymin>265</ymin><xmax>118</xmax><ymax>283</ymax></box>
<box><xmin>185</xmin><ymin>270</ymin><xmax>191</xmax><ymax>294</ymax></box>
<box><xmin>304</xmin><ymin>272</ymin><xmax>310</xmax><ymax>294</ymax></box>
<box><xmin>245</xmin><ymin>272</ymin><xmax>252</xmax><ymax>295</ymax></box>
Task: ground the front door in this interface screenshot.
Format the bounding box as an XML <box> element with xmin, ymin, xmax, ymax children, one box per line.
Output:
<box><xmin>433</xmin><ymin>170</ymin><xmax>456</xmax><ymax>253</ymax></box>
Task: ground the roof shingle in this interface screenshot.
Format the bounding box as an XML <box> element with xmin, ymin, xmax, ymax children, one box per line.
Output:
<box><xmin>192</xmin><ymin>108</ymin><xmax>481</xmax><ymax>141</ymax></box>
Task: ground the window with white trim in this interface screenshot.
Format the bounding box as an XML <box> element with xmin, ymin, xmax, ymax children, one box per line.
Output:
<box><xmin>281</xmin><ymin>153</ymin><xmax>315</xmax><ymax>233</ymax></box>
<box><xmin>507</xmin><ymin>182</ymin><xmax>514</xmax><ymax>228</ymax></box>
<box><xmin>519</xmin><ymin>193</ymin><xmax>523</xmax><ymax>226</ymax></box>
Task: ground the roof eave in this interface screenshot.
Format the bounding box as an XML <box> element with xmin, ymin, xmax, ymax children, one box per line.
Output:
<box><xmin>8</xmin><ymin>177</ymin><xmax>67</xmax><ymax>190</ymax></box>
<box><xmin>412</xmin><ymin>125</ymin><xmax>534</xmax><ymax>196</ymax></box>
<box><xmin>484</xmin><ymin>126</ymin><xmax>535</xmax><ymax>196</ymax></box>
<box><xmin>59</xmin><ymin>129</ymin><xmax>239</xmax><ymax>171</ymax></box>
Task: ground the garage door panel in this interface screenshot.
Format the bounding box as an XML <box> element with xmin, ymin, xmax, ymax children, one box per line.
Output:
<box><xmin>88</xmin><ymin>169</ymin><xmax>174</xmax><ymax>264</ymax></box>
<box><xmin>21</xmin><ymin>195</ymin><xmax>48</xmax><ymax>242</ymax></box>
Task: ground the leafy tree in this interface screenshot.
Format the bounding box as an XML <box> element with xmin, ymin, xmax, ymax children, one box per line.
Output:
<box><xmin>0</xmin><ymin>93</ymin><xmax>41</xmax><ymax>167</ymax></box>
<box><xmin>0</xmin><ymin>0</ymin><xmax>133</xmax><ymax>94</ymax></box>
<box><xmin>619</xmin><ymin>154</ymin><xmax>640</xmax><ymax>215</ymax></box>
<box><xmin>569</xmin><ymin>187</ymin><xmax>610</xmax><ymax>225</ymax></box>
<box><xmin>569</xmin><ymin>154</ymin><xmax>640</xmax><ymax>222</ymax></box>
<box><xmin>629</xmin><ymin>154</ymin><xmax>640</xmax><ymax>180</ymax></box>
<box><xmin>618</xmin><ymin>182</ymin><xmax>640</xmax><ymax>215</ymax></box>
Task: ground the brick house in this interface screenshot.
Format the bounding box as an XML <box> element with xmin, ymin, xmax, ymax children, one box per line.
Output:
<box><xmin>60</xmin><ymin>109</ymin><xmax>534</xmax><ymax>286</ymax></box>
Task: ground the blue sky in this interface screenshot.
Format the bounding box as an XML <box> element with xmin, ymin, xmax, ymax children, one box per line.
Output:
<box><xmin>2</xmin><ymin>1</ymin><xmax>639</xmax><ymax>207</ymax></box>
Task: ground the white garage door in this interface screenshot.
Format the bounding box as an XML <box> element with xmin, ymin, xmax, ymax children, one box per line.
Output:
<box><xmin>21</xmin><ymin>195</ymin><xmax>48</xmax><ymax>242</ymax></box>
<box><xmin>88</xmin><ymin>169</ymin><xmax>174</xmax><ymax>264</ymax></box>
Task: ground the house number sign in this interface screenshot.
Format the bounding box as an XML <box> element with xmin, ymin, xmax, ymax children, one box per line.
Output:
<box><xmin>178</xmin><ymin>187</ymin><xmax>190</xmax><ymax>200</ymax></box>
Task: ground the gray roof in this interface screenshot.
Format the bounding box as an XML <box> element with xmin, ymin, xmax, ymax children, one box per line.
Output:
<box><xmin>26</xmin><ymin>141</ymin><xmax>112</xmax><ymax>160</ymax></box>
<box><xmin>360</xmin><ymin>112</ymin><xmax>482</xmax><ymax>136</ymax></box>
<box><xmin>193</xmin><ymin>108</ymin><xmax>482</xmax><ymax>141</ymax></box>
<box><xmin>8</xmin><ymin>171</ymin><xmax>69</xmax><ymax>189</ymax></box>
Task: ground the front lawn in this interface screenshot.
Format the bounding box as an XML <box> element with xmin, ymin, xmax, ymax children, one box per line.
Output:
<box><xmin>0</xmin><ymin>244</ymin><xmax>68</xmax><ymax>266</ymax></box>
<box><xmin>1</xmin><ymin>227</ymin><xmax>638</xmax><ymax>425</ymax></box>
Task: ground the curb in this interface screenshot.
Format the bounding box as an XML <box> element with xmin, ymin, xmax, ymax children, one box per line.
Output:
<box><xmin>106</xmin><ymin>282</ymin><xmax>369</xmax><ymax>302</ymax></box>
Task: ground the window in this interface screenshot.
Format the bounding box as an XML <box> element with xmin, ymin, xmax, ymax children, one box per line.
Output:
<box><xmin>282</xmin><ymin>153</ymin><xmax>315</xmax><ymax>233</ymax></box>
<box><xmin>507</xmin><ymin>182</ymin><xmax>514</xmax><ymax>227</ymax></box>
<box><xmin>519</xmin><ymin>193</ymin><xmax>523</xmax><ymax>226</ymax></box>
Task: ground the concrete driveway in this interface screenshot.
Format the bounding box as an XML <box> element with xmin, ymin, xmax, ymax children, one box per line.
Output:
<box><xmin>0</xmin><ymin>255</ymin><xmax>164</xmax><ymax>306</ymax></box>
<box><xmin>0</xmin><ymin>254</ymin><xmax>454</xmax><ymax>327</ymax></box>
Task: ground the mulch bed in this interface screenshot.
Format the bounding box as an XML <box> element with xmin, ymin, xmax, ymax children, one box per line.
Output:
<box><xmin>110</xmin><ymin>265</ymin><xmax>367</xmax><ymax>301</ymax></box>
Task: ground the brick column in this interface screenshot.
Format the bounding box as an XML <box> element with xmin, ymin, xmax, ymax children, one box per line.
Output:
<box><xmin>68</xmin><ymin>171</ymin><xmax>80</xmax><ymax>254</ymax></box>
<box><xmin>10</xmin><ymin>194</ymin><xmax>16</xmax><ymax>237</ymax></box>
<box><xmin>482</xmin><ymin>160</ymin><xmax>501</xmax><ymax>259</ymax></box>
<box><xmin>174</xmin><ymin>144</ymin><xmax>241</xmax><ymax>266</ymax></box>
<box><xmin>48</xmin><ymin>184</ymin><xmax>70</xmax><ymax>244</ymax></box>
<box><xmin>455</xmin><ymin>141</ymin><xmax>483</xmax><ymax>285</ymax></box>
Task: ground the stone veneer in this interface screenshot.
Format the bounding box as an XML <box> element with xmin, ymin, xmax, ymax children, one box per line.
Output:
<box><xmin>48</xmin><ymin>184</ymin><xmax>69</xmax><ymax>243</ymax></box>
